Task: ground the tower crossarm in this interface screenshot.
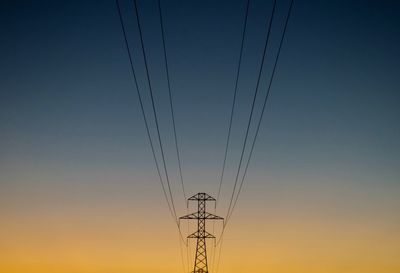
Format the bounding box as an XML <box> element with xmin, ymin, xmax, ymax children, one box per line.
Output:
<box><xmin>188</xmin><ymin>230</ymin><xmax>216</xmax><ymax>239</ymax></box>
<box><xmin>180</xmin><ymin>212</ymin><xmax>224</xmax><ymax>220</ymax></box>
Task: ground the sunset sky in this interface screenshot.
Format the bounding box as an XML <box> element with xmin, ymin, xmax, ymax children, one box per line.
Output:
<box><xmin>1</xmin><ymin>0</ymin><xmax>399</xmax><ymax>273</ymax></box>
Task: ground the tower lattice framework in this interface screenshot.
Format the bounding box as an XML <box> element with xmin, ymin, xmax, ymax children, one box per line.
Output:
<box><xmin>180</xmin><ymin>193</ymin><xmax>223</xmax><ymax>273</ymax></box>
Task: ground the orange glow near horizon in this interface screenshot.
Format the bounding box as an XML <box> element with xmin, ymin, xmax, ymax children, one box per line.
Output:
<box><xmin>1</xmin><ymin>178</ymin><xmax>399</xmax><ymax>273</ymax></box>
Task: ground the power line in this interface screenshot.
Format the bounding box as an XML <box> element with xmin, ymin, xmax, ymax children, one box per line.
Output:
<box><xmin>115</xmin><ymin>0</ymin><xmax>176</xmax><ymax>221</ymax></box>
<box><xmin>178</xmin><ymin>229</ymin><xmax>187</xmax><ymax>273</ymax></box>
<box><xmin>215</xmin><ymin>235</ymin><xmax>224</xmax><ymax>273</ymax></box>
<box><xmin>225</xmin><ymin>0</ymin><xmax>277</xmax><ymax>226</ymax></box>
<box><xmin>216</xmin><ymin>0</ymin><xmax>294</xmax><ymax>247</ymax></box>
<box><xmin>157</xmin><ymin>1</ymin><xmax>192</xmax><ymax>268</ymax></box>
<box><xmin>216</xmin><ymin>0</ymin><xmax>251</xmax><ymax>204</ymax></box>
<box><xmin>227</xmin><ymin>0</ymin><xmax>294</xmax><ymax>224</ymax></box>
<box><xmin>132</xmin><ymin>2</ymin><xmax>190</xmax><ymax>266</ymax></box>
<box><xmin>212</xmin><ymin>1</ymin><xmax>251</xmax><ymax>271</ymax></box>
<box><xmin>133</xmin><ymin>0</ymin><xmax>178</xmax><ymax>220</ymax></box>
<box><xmin>157</xmin><ymin>0</ymin><xmax>187</xmax><ymax>201</ymax></box>
<box><xmin>133</xmin><ymin>0</ymin><xmax>191</xmax><ymax>252</ymax></box>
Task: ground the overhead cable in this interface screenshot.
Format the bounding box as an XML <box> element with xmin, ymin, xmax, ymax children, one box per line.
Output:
<box><xmin>227</xmin><ymin>0</ymin><xmax>294</xmax><ymax>224</ymax></box>
<box><xmin>216</xmin><ymin>0</ymin><xmax>251</xmax><ymax>204</ymax></box>
<box><xmin>225</xmin><ymin>0</ymin><xmax>278</xmax><ymax>226</ymax></box>
<box><xmin>133</xmin><ymin>0</ymin><xmax>178</xmax><ymax>220</ymax></box>
<box><xmin>115</xmin><ymin>0</ymin><xmax>175</xmax><ymax>222</ymax></box>
<box><xmin>157</xmin><ymin>0</ymin><xmax>187</xmax><ymax>201</ymax></box>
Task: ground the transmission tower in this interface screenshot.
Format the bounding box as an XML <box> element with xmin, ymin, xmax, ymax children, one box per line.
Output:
<box><xmin>180</xmin><ymin>193</ymin><xmax>223</xmax><ymax>273</ymax></box>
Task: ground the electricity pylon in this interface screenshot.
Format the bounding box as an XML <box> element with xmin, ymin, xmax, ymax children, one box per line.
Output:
<box><xmin>180</xmin><ymin>193</ymin><xmax>224</xmax><ymax>273</ymax></box>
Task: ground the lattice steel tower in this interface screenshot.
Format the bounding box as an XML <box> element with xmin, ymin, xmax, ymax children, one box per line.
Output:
<box><xmin>180</xmin><ymin>193</ymin><xmax>223</xmax><ymax>273</ymax></box>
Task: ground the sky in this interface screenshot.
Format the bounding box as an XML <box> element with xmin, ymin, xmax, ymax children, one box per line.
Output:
<box><xmin>0</xmin><ymin>0</ymin><xmax>399</xmax><ymax>272</ymax></box>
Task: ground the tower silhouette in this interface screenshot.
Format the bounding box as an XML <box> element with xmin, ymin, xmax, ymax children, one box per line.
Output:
<box><xmin>180</xmin><ymin>193</ymin><xmax>223</xmax><ymax>273</ymax></box>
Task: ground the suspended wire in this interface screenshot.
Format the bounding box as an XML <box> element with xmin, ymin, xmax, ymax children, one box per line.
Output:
<box><xmin>178</xmin><ymin>230</ymin><xmax>187</xmax><ymax>273</ymax></box>
<box><xmin>116</xmin><ymin>0</ymin><xmax>189</xmax><ymax>247</ymax></box>
<box><xmin>157</xmin><ymin>0</ymin><xmax>187</xmax><ymax>201</ymax></box>
<box><xmin>186</xmin><ymin>239</ymin><xmax>190</xmax><ymax>273</ymax></box>
<box><xmin>225</xmin><ymin>0</ymin><xmax>277</xmax><ymax>226</ymax></box>
<box><xmin>133</xmin><ymin>0</ymin><xmax>190</xmax><ymax>247</ymax></box>
<box><xmin>227</xmin><ymin>0</ymin><xmax>294</xmax><ymax>224</ymax></box>
<box><xmin>210</xmin><ymin>242</ymin><xmax>215</xmax><ymax>273</ymax></box>
<box><xmin>211</xmin><ymin>237</ymin><xmax>220</xmax><ymax>273</ymax></box>
<box><xmin>215</xmin><ymin>235</ymin><xmax>224</xmax><ymax>273</ymax></box>
<box><xmin>132</xmin><ymin>0</ymin><xmax>178</xmax><ymax>220</ymax></box>
<box><xmin>186</xmin><ymin>209</ymin><xmax>192</xmax><ymax>272</ymax></box>
<box><xmin>216</xmin><ymin>0</ymin><xmax>251</xmax><ymax>204</ymax></box>
<box><xmin>212</xmin><ymin>1</ymin><xmax>251</xmax><ymax>271</ymax></box>
<box><xmin>157</xmin><ymin>0</ymin><xmax>189</xmax><ymax>259</ymax></box>
<box><xmin>216</xmin><ymin>0</ymin><xmax>294</xmax><ymax>246</ymax></box>
<box><xmin>156</xmin><ymin>1</ymin><xmax>190</xmax><ymax>263</ymax></box>
<box><xmin>213</xmin><ymin>238</ymin><xmax>219</xmax><ymax>273</ymax></box>
<box><xmin>115</xmin><ymin>0</ymin><xmax>175</xmax><ymax>222</ymax></box>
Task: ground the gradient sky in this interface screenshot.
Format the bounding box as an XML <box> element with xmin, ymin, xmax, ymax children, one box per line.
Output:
<box><xmin>1</xmin><ymin>0</ymin><xmax>399</xmax><ymax>273</ymax></box>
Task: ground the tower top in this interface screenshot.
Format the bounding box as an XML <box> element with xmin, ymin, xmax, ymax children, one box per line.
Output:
<box><xmin>188</xmin><ymin>192</ymin><xmax>216</xmax><ymax>201</ymax></box>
